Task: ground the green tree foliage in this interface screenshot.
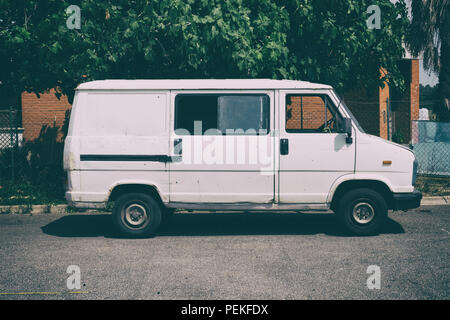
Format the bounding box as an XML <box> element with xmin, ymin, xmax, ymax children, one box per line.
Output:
<box><xmin>420</xmin><ymin>84</ymin><xmax>443</xmax><ymax>120</ymax></box>
<box><xmin>281</xmin><ymin>0</ymin><xmax>408</xmax><ymax>92</ymax></box>
<box><xmin>1</xmin><ymin>0</ymin><xmax>409</xmax><ymax>103</ymax></box>
<box><xmin>0</xmin><ymin>0</ymin><xmax>68</xmax><ymax>102</ymax></box>
<box><xmin>406</xmin><ymin>0</ymin><xmax>449</xmax><ymax>122</ymax></box>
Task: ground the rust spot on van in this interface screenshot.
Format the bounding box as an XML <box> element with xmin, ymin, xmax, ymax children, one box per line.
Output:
<box><xmin>68</xmin><ymin>152</ymin><xmax>76</xmax><ymax>170</ymax></box>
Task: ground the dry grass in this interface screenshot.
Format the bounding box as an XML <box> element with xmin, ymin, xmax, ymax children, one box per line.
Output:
<box><xmin>416</xmin><ymin>175</ymin><xmax>450</xmax><ymax>196</ymax></box>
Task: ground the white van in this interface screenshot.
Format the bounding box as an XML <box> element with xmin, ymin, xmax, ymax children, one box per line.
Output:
<box><xmin>63</xmin><ymin>79</ymin><xmax>421</xmax><ymax>236</ymax></box>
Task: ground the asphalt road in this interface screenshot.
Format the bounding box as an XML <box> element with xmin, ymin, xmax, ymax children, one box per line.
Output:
<box><xmin>0</xmin><ymin>206</ymin><xmax>448</xmax><ymax>300</ymax></box>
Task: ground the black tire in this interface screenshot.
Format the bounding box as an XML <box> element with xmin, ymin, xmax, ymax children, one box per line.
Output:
<box><xmin>337</xmin><ymin>188</ymin><xmax>388</xmax><ymax>236</ymax></box>
<box><xmin>112</xmin><ymin>192</ymin><xmax>162</xmax><ymax>237</ymax></box>
<box><xmin>161</xmin><ymin>208</ymin><xmax>175</xmax><ymax>226</ymax></box>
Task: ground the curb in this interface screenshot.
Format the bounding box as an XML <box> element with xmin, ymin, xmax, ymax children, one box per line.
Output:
<box><xmin>0</xmin><ymin>196</ymin><xmax>448</xmax><ymax>215</ymax></box>
<box><xmin>420</xmin><ymin>196</ymin><xmax>449</xmax><ymax>206</ymax></box>
<box><xmin>0</xmin><ymin>204</ymin><xmax>103</xmax><ymax>215</ymax></box>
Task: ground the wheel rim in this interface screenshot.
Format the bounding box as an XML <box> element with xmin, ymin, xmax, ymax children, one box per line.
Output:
<box><xmin>123</xmin><ymin>203</ymin><xmax>149</xmax><ymax>229</ymax></box>
<box><xmin>352</xmin><ymin>202</ymin><xmax>375</xmax><ymax>224</ymax></box>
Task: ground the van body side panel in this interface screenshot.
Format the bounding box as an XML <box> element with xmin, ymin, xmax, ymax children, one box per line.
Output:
<box><xmin>355</xmin><ymin>133</ymin><xmax>415</xmax><ymax>193</ymax></box>
<box><xmin>65</xmin><ymin>90</ymin><xmax>170</xmax><ymax>204</ymax></box>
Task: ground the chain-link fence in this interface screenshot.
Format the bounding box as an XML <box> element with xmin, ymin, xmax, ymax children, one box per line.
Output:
<box><xmin>345</xmin><ymin>98</ymin><xmax>410</xmax><ymax>142</ymax></box>
<box><xmin>0</xmin><ymin>108</ymin><xmax>23</xmax><ymax>181</ymax></box>
<box><xmin>412</xmin><ymin>120</ymin><xmax>450</xmax><ymax>176</ymax></box>
<box><xmin>0</xmin><ymin>106</ymin><xmax>68</xmax><ymax>184</ymax></box>
<box><xmin>345</xmin><ymin>98</ymin><xmax>450</xmax><ymax>177</ymax></box>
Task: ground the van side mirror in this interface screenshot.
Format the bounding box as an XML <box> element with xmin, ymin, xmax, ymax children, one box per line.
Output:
<box><xmin>345</xmin><ymin>118</ymin><xmax>353</xmax><ymax>144</ymax></box>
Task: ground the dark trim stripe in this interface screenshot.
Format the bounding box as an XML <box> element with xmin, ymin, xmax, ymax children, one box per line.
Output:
<box><xmin>80</xmin><ymin>154</ymin><xmax>178</xmax><ymax>162</ymax></box>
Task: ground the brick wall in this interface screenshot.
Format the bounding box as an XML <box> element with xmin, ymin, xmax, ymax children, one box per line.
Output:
<box><xmin>286</xmin><ymin>95</ymin><xmax>332</xmax><ymax>130</ymax></box>
<box><xmin>410</xmin><ymin>59</ymin><xmax>420</xmax><ymax>122</ymax></box>
<box><xmin>21</xmin><ymin>88</ymin><xmax>72</xmax><ymax>141</ymax></box>
<box><xmin>343</xmin><ymin>60</ymin><xmax>419</xmax><ymax>142</ymax></box>
<box><xmin>390</xmin><ymin>59</ymin><xmax>420</xmax><ymax>143</ymax></box>
<box><xmin>378</xmin><ymin>68</ymin><xmax>390</xmax><ymax>140</ymax></box>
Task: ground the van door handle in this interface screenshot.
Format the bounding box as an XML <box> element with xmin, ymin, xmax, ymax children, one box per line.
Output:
<box><xmin>174</xmin><ymin>138</ymin><xmax>182</xmax><ymax>156</ymax></box>
<box><xmin>280</xmin><ymin>139</ymin><xmax>289</xmax><ymax>155</ymax></box>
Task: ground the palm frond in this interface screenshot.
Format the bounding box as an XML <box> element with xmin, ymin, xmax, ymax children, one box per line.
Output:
<box><xmin>406</xmin><ymin>0</ymin><xmax>448</xmax><ymax>73</ymax></box>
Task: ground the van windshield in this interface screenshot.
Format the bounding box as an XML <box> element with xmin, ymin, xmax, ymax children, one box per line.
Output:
<box><xmin>331</xmin><ymin>91</ymin><xmax>365</xmax><ymax>133</ymax></box>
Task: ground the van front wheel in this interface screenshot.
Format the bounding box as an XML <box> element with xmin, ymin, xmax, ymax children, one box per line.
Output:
<box><xmin>337</xmin><ymin>188</ymin><xmax>387</xmax><ymax>236</ymax></box>
<box><xmin>112</xmin><ymin>193</ymin><xmax>162</xmax><ymax>237</ymax></box>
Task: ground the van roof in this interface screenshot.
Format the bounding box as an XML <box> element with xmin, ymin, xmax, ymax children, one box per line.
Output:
<box><xmin>76</xmin><ymin>79</ymin><xmax>332</xmax><ymax>90</ymax></box>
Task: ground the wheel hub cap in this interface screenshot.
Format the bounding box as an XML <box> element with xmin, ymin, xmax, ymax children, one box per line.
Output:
<box><xmin>352</xmin><ymin>202</ymin><xmax>375</xmax><ymax>224</ymax></box>
<box><xmin>124</xmin><ymin>203</ymin><xmax>148</xmax><ymax>227</ymax></box>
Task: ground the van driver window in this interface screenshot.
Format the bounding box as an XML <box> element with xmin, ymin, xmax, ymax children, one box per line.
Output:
<box><xmin>286</xmin><ymin>95</ymin><xmax>342</xmax><ymax>133</ymax></box>
<box><xmin>175</xmin><ymin>94</ymin><xmax>270</xmax><ymax>135</ymax></box>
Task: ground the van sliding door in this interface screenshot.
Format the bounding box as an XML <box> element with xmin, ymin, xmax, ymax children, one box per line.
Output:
<box><xmin>169</xmin><ymin>91</ymin><xmax>276</xmax><ymax>204</ymax></box>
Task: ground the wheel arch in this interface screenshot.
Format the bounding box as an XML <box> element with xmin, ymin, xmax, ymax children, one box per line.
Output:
<box><xmin>330</xmin><ymin>179</ymin><xmax>394</xmax><ymax>212</ymax></box>
<box><xmin>108</xmin><ymin>183</ymin><xmax>165</xmax><ymax>208</ymax></box>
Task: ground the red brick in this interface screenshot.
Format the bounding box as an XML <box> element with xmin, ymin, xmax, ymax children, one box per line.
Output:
<box><xmin>21</xmin><ymin>88</ymin><xmax>71</xmax><ymax>141</ymax></box>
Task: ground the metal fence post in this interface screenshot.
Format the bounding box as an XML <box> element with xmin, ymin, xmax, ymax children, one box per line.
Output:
<box><xmin>9</xmin><ymin>106</ymin><xmax>15</xmax><ymax>182</ymax></box>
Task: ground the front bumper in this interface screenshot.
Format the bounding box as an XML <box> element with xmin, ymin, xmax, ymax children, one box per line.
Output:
<box><xmin>392</xmin><ymin>190</ymin><xmax>422</xmax><ymax>211</ymax></box>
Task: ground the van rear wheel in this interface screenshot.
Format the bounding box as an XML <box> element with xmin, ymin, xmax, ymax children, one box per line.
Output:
<box><xmin>161</xmin><ymin>208</ymin><xmax>175</xmax><ymax>226</ymax></box>
<box><xmin>337</xmin><ymin>188</ymin><xmax>387</xmax><ymax>236</ymax></box>
<box><xmin>112</xmin><ymin>193</ymin><xmax>162</xmax><ymax>237</ymax></box>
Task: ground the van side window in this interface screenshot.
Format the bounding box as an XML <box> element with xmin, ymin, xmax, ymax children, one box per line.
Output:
<box><xmin>175</xmin><ymin>94</ymin><xmax>270</xmax><ymax>135</ymax></box>
<box><xmin>285</xmin><ymin>95</ymin><xmax>342</xmax><ymax>133</ymax></box>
